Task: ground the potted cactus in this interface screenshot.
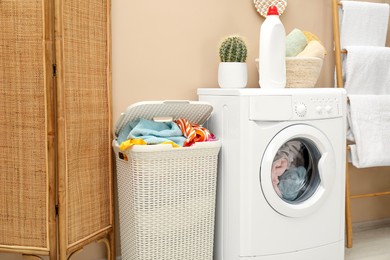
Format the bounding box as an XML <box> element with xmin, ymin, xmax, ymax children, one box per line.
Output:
<box><xmin>218</xmin><ymin>35</ymin><xmax>248</xmax><ymax>88</ymax></box>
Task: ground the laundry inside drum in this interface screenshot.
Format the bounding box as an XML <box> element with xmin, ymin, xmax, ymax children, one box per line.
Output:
<box><xmin>271</xmin><ymin>138</ymin><xmax>322</xmax><ymax>204</ymax></box>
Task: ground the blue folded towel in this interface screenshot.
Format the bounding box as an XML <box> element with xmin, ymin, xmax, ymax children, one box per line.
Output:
<box><xmin>117</xmin><ymin>119</ymin><xmax>186</xmax><ymax>146</ymax></box>
<box><xmin>278</xmin><ymin>166</ymin><xmax>307</xmax><ymax>201</ymax></box>
<box><xmin>286</xmin><ymin>28</ymin><xmax>308</xmax><ymax>57</ymax></box>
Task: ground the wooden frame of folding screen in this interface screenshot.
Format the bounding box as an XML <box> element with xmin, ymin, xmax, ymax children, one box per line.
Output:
<box><xmin>0</xmin><ymin>0</ymin><xmax>57</xmax><ymax>259</ymax></box>
<box><xmin>332</xmin><ymin>0</ymin><xmax>390</xmax><ymax>248</ymax></box>
<box><xmin>55</xmin><ymin>0</ymin><xmax>114</xmax><ymax>259</ymax></box>
<box><xmin>0</xmin><ymin>1</ymin><xmax>113</xmax><ymax>259</ymax></box>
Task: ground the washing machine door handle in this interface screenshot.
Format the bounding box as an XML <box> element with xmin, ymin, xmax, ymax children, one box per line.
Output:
<box><xmin>318</xmin><ymin>152</ymin><xmax>335</xmax><ymax>189</ymax></box>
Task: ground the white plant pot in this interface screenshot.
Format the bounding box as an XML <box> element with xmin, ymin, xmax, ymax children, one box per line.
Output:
<box><xmin>218</xmin><ymin>62</ymin><xmax>248</xmax><ymax>88</ymax></box>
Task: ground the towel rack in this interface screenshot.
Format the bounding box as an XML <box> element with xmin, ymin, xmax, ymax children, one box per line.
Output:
<box><xmin>332</xmin><ymin>0</ymin><xmax>344</xmax><ymax>88</ymax></box>
<box><xmin>332</xmin><ymin>0</ymin><xmax>390</xmax><ymax>249</ymax></box>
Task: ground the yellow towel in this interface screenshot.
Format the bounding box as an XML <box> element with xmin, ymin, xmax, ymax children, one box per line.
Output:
<box><xmin>119</xmin><ymin>139</ymin><xmax>147</xmax><ymax>151</ymax></box>
<box><xmin>303</xmin><ymin>31</ymin><xmax>320</xmax><ymax>42</ymax></box>
<box><xmin>159</xmin><ymin>141</ymin><xmax>181</xmax><ymax>148</ymax></box>
<box><xmin>119</xmin><ymin>139</ymin><xmax>180</xmax><ymax>151</ymax></box>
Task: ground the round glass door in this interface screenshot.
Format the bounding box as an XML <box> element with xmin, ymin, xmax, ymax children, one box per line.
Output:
<box><xmin>260</xmin><ymin>124</ymin><xmax>335</xmax><ymax>217</ymax></box>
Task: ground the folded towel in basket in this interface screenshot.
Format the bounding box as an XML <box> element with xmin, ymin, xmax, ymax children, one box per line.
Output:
<box><xmin>348</xmin><ymin>95</ymin><xmax>390</xmax><ymax>168</ymax></box>
<box><xmin>286</xmin><ymin>28</ymin><xmax>308</xmax><ymax>57</ymax></box>
<box><xmin>343</xmin><ymin>46</ymin><xmax>390</xmax><ymax>95</ymax></box>
<box><xmin>340</xmin><ymin>1</ymin><xmax>389</xmax><ymax>48</ymax></box>
<box><xmin>117</xmin><ymin>118</ymin><xmax>186</xmax><ymax>147</ymax></box>
<box><xmin>297</xmin><ymin>40</ymin><xmax>326</xmax><ymax>60</ymax></box>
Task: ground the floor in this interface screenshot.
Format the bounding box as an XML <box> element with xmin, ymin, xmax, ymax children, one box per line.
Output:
<box><xmin>1</xmin><ymin>225</ymin><xmax>390</xmax><ymax>260</ymax></box>
<box><xmin>345</xmin><ymin>224</ymin><xmax>390</xmax><ymax>260</ymax></box>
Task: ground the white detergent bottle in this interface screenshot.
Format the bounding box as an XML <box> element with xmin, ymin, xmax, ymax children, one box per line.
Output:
<box><xmin>259</xmin><ymin>6</ymin><xmax>286</xmax><ymax>88</ymax></box>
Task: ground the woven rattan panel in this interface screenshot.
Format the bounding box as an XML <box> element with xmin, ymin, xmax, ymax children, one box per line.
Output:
<box><xmin>62</xmin><ymin>0</ymin><xmax>111</xmax><ymax>245</ymax></box>
<box><xmin>0</xmin><ymin>1</ymin><xmax>48</xmax><ymax>248</ymax></box>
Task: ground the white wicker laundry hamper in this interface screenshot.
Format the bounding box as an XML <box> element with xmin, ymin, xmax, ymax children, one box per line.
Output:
<box><xmin>113</xmin><ymin>101</ymin><xmax>221</xmax><ymax>260</ymax></box>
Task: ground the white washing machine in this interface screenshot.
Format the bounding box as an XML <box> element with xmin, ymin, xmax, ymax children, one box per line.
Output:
<box><xmin>198</xmin><ymin>88</ymin><xmax>346</xmax><ymax>260</ymax></box>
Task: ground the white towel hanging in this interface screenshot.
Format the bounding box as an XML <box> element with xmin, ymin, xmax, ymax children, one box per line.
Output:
<box><xmin>348</xmin><ymin>95</ymin><xmax>390</xmax><ymax>168</ymax></box>
<box><xmin>340</xmin><ymin>1</ymin><xmax>389</xmax><ymax>48</ymax></box>
<box><xmin>343</xmin><ymin>46</ymin><xmax>390</xmax><ymax>95</ymax></box>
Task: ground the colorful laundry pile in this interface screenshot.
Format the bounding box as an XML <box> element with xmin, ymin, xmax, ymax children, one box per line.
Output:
<box><xmin>117</xmin><ymin>118</ymin><xmax>215</xmax><ymax>151</ymax></box>
<box><xmin>175</xmin><ymin>118</ymin><xmax>215</xmax><ymax>147</ymax></box>
<box><xmin>271</xmin><ymin>140</ymin><xmax>309</xmax><ymax>201</ymax></box>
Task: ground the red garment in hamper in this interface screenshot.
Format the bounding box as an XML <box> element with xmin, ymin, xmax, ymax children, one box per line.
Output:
<box><xmin>175</xmin><ymin>118</ymin><xmax>215</xmax><ymax>147</ymax></box>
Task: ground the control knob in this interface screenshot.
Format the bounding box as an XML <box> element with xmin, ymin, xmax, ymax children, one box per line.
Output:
<box><xmin>295</xmin><ymin>103</ymin><xmax>307</xmax><ymax>117</ymax></box>
<box><xmin>316</xmin><ymin>106</ymin><xmax>323</xmax><ymax>114</ymax></box>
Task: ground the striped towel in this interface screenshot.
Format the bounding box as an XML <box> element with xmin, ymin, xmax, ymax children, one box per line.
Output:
<box><xmin>175</xmin><ymin>118</ymin><xmax>215</xmax><ymax>147</ymax></box>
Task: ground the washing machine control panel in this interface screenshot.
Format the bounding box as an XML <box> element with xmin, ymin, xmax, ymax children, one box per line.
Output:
<box><xmin>293</xmin><ymin>95</ymin><xmax>342</xmax><ymax>119</ymax></box>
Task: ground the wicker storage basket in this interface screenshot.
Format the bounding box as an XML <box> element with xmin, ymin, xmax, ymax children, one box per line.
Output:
<box><xmin>113</xmin><ymin>101</ymin><xmax>221</xmax><ymax>260</ymax></box>
<box><xmin>286</xmin><ymin>57</ymin><xmax>323</xmax><ymax>88</ymax></box>
<box><xmin>255</xmin><ymin>56</ymin><xmax>323</xmax><ymax>88</ymax></box>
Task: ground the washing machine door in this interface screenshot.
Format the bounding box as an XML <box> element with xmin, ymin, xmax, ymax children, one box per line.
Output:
<box><xmin>260</xmin><ymin>124</ymin><xmax>336</xmax><ymax>218</ymax></box>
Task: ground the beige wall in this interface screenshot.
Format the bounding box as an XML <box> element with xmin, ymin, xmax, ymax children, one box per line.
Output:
<box><xmin>1</xmin><ymin>0</ymin><xmax>389</xmax><ymax>259</ymax></box>
<box><xmin>112</xmin><ymin>0</ymin><xmax>336</xmax><ymax>123</ymax></box>
<box><xmin>112</xmin><ymin>0</ymin><xmax>390</xmax><ymax>121</ymax></box>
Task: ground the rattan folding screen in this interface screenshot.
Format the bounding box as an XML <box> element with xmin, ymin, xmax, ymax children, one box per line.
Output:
<box><xmin>0</xmin><ymin>1</ymin><xmax>114</xmax><ymax>259</ymax></box>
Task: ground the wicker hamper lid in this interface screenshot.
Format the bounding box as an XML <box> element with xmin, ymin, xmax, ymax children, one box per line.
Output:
<box><xmin>114</xmin><ymin>100</ymin><xmax>213</xmax><ymax>137</ymax></box>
